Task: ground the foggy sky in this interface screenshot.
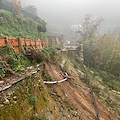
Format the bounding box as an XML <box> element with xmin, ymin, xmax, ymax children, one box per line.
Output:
<box><xmin>20</xmin><ymin>0</ymin><xmax>120</xmax><ymax>34</ymax></box>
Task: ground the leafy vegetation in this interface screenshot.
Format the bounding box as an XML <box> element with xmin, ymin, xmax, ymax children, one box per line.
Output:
<box><xmin>0</xmin><ymin>47</ymin><xmax>32</xmax><ymax>79</ymax></box>
<box><xmin>0</xmin><ymin>74</ymin><xmax>56</xmax><ymax>120</ymax></box>
<box><xmin>36</xmin><ymin>115</ymin><xmax>46</xmax><ymax>120</ymax></box>
<box><xmin>42</xmin><ymin>45</ymin><xmax>61</xmax><ymax>62</ymax></box>
<box><xmin>76</xmin><ymin>15</ymin><xmax>120</xmax><ymax>81</ymax></box>
<box><xmin>0</xmin><ymin>9</ymin><xmax>49</xmax><ymax>39</ymax></box>
<box><xmin>86</xmin><ymin>68</ymin><xmax>120</xmax><ymax>118</ymax></box>
<box><xmin>29</xmin><ymin>95</ymin><xmax>35</xmax><ymax>108</ymax></box>
<box><xmin>83</xmin><ymin>33</ymin><xmax>120</xmax><ymax>77</ymax></box>
<box><xmin>80</xmin><ymin>14</ymin><xmax>103</xmax><ymax>41</ymax></box>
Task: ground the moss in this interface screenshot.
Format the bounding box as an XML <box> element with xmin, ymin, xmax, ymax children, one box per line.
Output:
<box><xmin>36</xmin><ymin>115</ymin><xmax>46</xmax><ymax>120</ymax></box>
<box><xmin>0</xmin><ymin>73</ymin><xmax>57</xmax><ymax>119</ymax></box>
<box><xmin>0</xmin><ymin>84</ymin><xmax>34</xmax><ymax>119</ymax></box>
<box><xmin>29</xmin><ymin>96</ymin><xmax>35</xmax><ymax>108</ymax></box>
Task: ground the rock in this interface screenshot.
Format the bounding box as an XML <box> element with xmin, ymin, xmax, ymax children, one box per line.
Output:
<box><xmin>0</xmin><ymin>81</ymin><xmax>4</xmax><ymax>84</ymax></box>
<box><xmin>26</xmin><ymin>66</ymin><xmax>33</xmax><ymax>70</ymax></box>
<box><xmin>98</xmin><ymin>85</ymin><xmax>105</xmax><ymax>90</ymax></box>
<box><xmin>90</xmin><ymin>71</ymin><xmax>94</xmax><ymax>74</ymax></box>
<box><xmin>13</xmin><ymin>96</ymin><xmax>17</xmax><ymax>100</ymax></box>
<box><xmin>112</xmin><ymin>90</ymin><xmax>120</xmax><ymax>95</ymax></box>
<box><xmin>0</xmin><ymin>104</ymin><xmax>4</xmax><ymax>107</ymax></box>
<box><xmin>65</xmin><ymin>94</ymin><xmax>68</xmax><ymax>97</ymax></box>
<box><xmin>61</xmin><ymin>49</ymin><xmax>66</xmax><ymax>52</ymax></box>
<box><xmin>52</xmin><ymin>93</ymin><xmax>56</xmax><ymax>95</ymax></box>
<box><xmin>13</xmin><ymin>101</ymin><xmax>17</xmax><ymax>104</ymax></box>
<box><xmin>46</xmin><ymin>111</ymin><xmax>54</xmax><ymax>120</ymax></box>
<box><xmin>94</xmin><ymin>76</ymin><xmax>102</xmax><ymax>81</ymax></box>
<box><xmin>117</xmin><ymin>91</ymin><xmax>120</xmax><ymax>95</ymax></box>
<box><xmin>83</xmin><ymin>65</ymin><xmax>86</xmax><ymax>68</ymax></box>
<box><xmin>3</xmin><ymin>98</ymin><xmax>10</xmax><ymax>105</ymax></box>
<box><xmin>60</xmin><ymin>60</ymin><xmax>66</xmax><ymax>69</ymax></box>
<box><xmin>77</xmin><ymin>70</ymin><xmax>84</xmax><ymax>76</ymax></box>
<box><xmin>0</xmin><ymin>17</ymin><xmax>3</xmax><ymax>19</ymax></box>
<box><xmin>54</xmin><ymin>106</ymin><xmax>56</xmax><ymax>110</ymax></box>
<box><xmin>37</xmin><ymin>64</ymin><xmax>40</xmax><ymax>67</ymax></box>
<box><xmin>7</xmin><ymin>91</ymin><xmax>14</xmax><ymax>96</ymax></box>
<box><xmin>68</xmin><ymin>115</ymin><xmax>70</xmax><ymax>118</ymax></box>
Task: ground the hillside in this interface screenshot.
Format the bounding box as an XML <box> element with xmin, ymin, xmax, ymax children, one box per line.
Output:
<box><xmin>0</xmin><ymin>47</ymin><xmax>119</xmax><ymax>120</ymax></box>
<box><xmin>0</xmin><ymin>7</ymin><xmax>120</xmax><ymax>120</ymax></box>
<box><xmin>0</xmin><ymin>9</ymin><xmax>48</xmax><ymax>39</ymax></box>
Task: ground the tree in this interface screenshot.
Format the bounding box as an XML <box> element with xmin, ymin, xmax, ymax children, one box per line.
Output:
<box><xmin>12</xmin><ymin>0</ymin><xmax>21</xmax><ymax>15</ymax></box>
<box><xmin>79</xmin><ymin>14</ymin><xmax>104</xmax><ymax>41</ymax></box>
<box><xmin>0</xmin><ymin>0</ymin><xmax>2</xmax><ymax>9</ymax></box>
<box><xmin>37</xmin><ymin>19</ymin><xmax>47</xmax><ymax>33</ymax></box>
<box><xmin>23</xmin><ymin>5</ymin><xmax>37</xmax><ymax>15</ymax></box>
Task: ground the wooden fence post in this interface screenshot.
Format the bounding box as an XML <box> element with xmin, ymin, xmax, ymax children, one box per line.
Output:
<box><xmin>35</xmin><ymin>39</ymin><xmax>38</xmax><ymax>50</ymax></box>
<box><xmin>6</xmin><ymin>36</ymin><xmax>19</xmax><ymax>59</ymax></box>
<box><xmin>18</xmin><ymin>37</ymin><xmax>26</xmax><ymax>55</ymax></box>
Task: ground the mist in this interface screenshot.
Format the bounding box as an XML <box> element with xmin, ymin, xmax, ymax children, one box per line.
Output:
<box><xmin>20</xmin><ymin>0</ymin><xmax>120</xmax><ymax>35</ymax></box>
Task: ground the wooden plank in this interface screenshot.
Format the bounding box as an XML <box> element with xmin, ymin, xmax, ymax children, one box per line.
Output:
<box><xmin>26</xmin><ymin>39</ymin><xmax>31</xmax><ymax>46</ymax></box>
<box><xmin>12</xmin><ymin>40</ymin><xmax>18</xmax><ymax>46</ymax></box>
<box><xmin>8</xmin><ymin>37</ymin><xmax>18</xmax><ymax>47</ymax></box>
<box><xmin>14</xmin><ymin>47</ymin><xmax>19</xmax><ymax>52</ymax></box>
<box><xmin>0</xmin><ymin>38</ymin><xmax>6</xmax><ymax>47</ymax></box>
<box><xmin>21</xmin><ymin>38</ymin><xmax>25</xmax><ymax>45</ymax></box>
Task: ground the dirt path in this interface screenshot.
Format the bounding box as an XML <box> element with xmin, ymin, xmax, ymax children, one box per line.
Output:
<box><xmin>45</xmin><ymin>62</ymin><xmax>118</xmax><ymax>120</ymax></box>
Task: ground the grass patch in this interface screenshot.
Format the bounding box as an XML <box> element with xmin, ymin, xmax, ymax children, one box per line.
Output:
<box><xmin>36</xmin><ymin>115</ymin><xmax>46</xmax><ymax>120</ymax></box>
<box><xmin>29</xmin><ymin>96</ymin><xmax>35</xmax><ymax>108</ymax></box>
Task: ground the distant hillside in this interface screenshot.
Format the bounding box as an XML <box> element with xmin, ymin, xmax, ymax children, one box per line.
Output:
<box><xmin>0</xmin><ymin>9</ymin><xmax>48</xmax><ymax>39</ymax></box>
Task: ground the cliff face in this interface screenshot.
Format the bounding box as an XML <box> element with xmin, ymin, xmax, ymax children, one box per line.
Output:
<box><xmin>0</xmin><ymin>53</ymin><xmax>118</xmax><ymax>120</ymax></box>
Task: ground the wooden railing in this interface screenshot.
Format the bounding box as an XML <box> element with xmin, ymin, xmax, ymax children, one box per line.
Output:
<box><xmin>0</xmin><ymin>37</ymin><xmax>62</xmax><ymax>52</ymax></box>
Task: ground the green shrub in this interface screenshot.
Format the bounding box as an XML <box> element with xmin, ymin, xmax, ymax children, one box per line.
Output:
<box><xmin>42</xmin><ymin>46</ymin><xmax>57</xmax><ymax>62</ymax></box>
<box><xmin>99</xmin><ymin>70</ymin><xmax>109</xmax><ymax>81</ymax></box>
<box><xmin>29</xmin><ymin>96</ymin><xmax>35</xmax><ymax>108</ymax></box>
<box><xmin>36</xmin><ymin>115</ymin><xmax>46</xmax><ymax>120</ymax></box>
<box><xmin>0</xmin><ymin>47</ymin><xmax>32</xmax><ymax>77</ymax></box>
<box><xmin>0</xmin><ymin>64</ymin><xmax>7</xmax><ymax>78</ymax></box>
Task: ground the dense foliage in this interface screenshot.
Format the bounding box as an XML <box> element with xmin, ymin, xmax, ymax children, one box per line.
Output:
<box><xmin>0</xmin><ymin>9</ymin><xmax>48</xmax><ymax>39</ymax></box>
<box><xmin>83</xmin><ymin>33</ymin><xmax>120</xmax><ymax>76</ymax></box>
<box><xmin>0</xmin><ymin>47</ymin><xmax>32</xmax><ymax>79</ymax></box>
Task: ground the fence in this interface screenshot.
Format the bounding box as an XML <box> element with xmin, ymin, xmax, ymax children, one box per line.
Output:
<box><xmin>0</xmin><ymin>37</ymin><xmax>62</xmax><ymax>52</ymax></box>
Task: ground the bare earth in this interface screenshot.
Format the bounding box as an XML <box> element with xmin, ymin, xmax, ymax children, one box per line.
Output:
<box><xmin>45</xmin><ymin>62</ymin><xmax>118</xmax><ymax>120</ymax></box>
